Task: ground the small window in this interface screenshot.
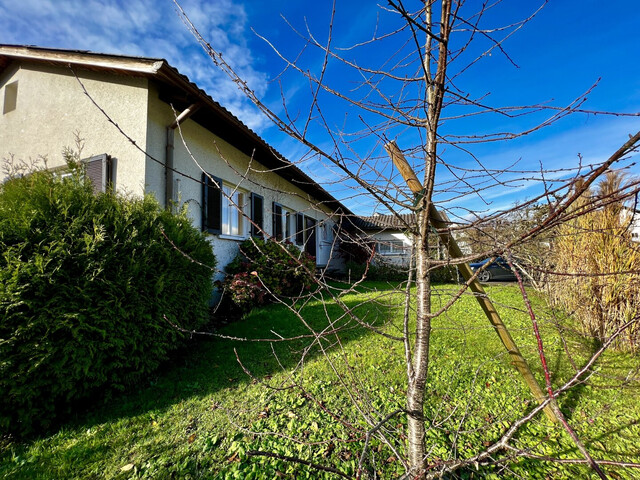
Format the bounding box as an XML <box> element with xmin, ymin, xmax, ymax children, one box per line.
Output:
<box><xmin>3</xmin><ymin>81</ymin><xmax>18</xmax><ymax>114</ymax></box>
<box><xmin>222</xmin><ymin>185</ymin><xmax>247</xmax><ymax>237</ymax></box>
<box><xmin>272</xmin><ymin>203</ymin><xmax>294</xmax><ymax>241</ymax></box>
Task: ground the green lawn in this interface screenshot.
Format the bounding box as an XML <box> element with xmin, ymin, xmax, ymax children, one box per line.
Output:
<box><xmin>1</xmin><ymin>283</ymin><xmax>639</xmax><ymax>479</ymax></box>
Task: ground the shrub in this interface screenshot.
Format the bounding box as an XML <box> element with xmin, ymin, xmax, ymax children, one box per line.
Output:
<box><xmin>549</xmin><ymin>173</ymin><xmax>640</xmax><ymax>351</ymax></box>
<box><xmin>224</xmin><ymin>238</ymin><xmax>316</xmax><ymax>309</ymax></box>
<box><xmin>0</xmin><ymin>164</ymin><xmax>216</xmax><ymax>435</ymax></box>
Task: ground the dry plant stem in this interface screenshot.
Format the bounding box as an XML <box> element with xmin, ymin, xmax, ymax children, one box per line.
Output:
<box><xmin>508</xmin><ymin>256</ymin><xmax>608</xmax><ymax>479</ymax></box>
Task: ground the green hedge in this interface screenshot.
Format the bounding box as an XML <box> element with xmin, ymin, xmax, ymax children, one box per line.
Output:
<box><xmin>0</xmin><ymin>167</ymin><xmax>216</xmax><ymax>435</ymax></box>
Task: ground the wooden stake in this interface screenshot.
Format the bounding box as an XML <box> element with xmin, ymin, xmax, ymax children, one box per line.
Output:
<box><xmin>385</xmin><ymin>141</ymin><xmax>558</xmax><ymax>423</ymax></box>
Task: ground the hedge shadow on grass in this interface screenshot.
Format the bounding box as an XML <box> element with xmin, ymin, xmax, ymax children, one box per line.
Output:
<box><xmin>60</xmin><ymin>288</ymin><xmax>400</xmax><ymax>434</ymax></box>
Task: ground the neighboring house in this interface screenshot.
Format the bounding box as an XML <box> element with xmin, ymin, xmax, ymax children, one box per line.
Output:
<box><xmin>621</xmin><ymin>205</ymin><xmax>640</xmax><ymax>242</ymax></box>
<box><xmin>349</xmin><ymin>213</ymin><xmax>416</xmax><ymax>267</ymax></box>
<box><xmin>0</xmin><ymin>44</ymin><xmax>349</xmax><ymax>278</ymax></box>
<box><xmin>348</xmin><ymin>211</ymin><xmax>464</xmax><ymax>267</ymax></box>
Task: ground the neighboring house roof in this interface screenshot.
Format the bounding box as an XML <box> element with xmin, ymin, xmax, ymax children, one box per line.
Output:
<box><xmin>350</xmin><ymin>213</ymin><xmax>416</xmax><ymax>231</ymax></box>
<box><xmin>0</xmin><ymin>44</ymin><xmax>350</xmax><ymax>215</ymax></box>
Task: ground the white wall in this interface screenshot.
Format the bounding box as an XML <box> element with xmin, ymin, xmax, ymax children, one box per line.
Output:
<box><xmin>369</xmin><ymin>231</ymin><xmax>413</xmax><ymax>267</ymax></box>
<box><xmin>0</xmin><ymin>64</ymin><xmax>344</xmax><ymax>279</ymax></box>
<box><xmin>146</xmin><ymin>87</ymin><xmax>342</xmax><ymax>279</ymax></box>
<box><xmin>0</xmin><ymin>63</ymin><xmax>149</xmax><ymax>197</ymax></box>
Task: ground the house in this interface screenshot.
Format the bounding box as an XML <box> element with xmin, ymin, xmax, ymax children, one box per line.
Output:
<box><xmin>348</xmin><ymin>213</ymin><xmax>416</xmax><ymax>267</ymax></box>
<box><xmin>0</xmin><ymin>44</ymin><xmax>350</xmax><ymax>279</ymax></box>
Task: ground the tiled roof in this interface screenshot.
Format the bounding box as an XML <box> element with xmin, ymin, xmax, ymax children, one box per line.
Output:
<box><xmin>350</xmin><ymin>213</ymin><xmax>416</xmax><ymax>231</ymax></box>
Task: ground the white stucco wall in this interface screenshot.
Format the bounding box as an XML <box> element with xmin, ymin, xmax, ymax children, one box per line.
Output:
<box><xmin>0</xmin><ymin>62</ymin><xmax>149</xmax><ymax>196</ymax></box>
<box><xmin>369</xmin><ymin>231</ymin><xmax>413</xmax><ymax>267</ymax></box>
<box><xmin>0</xmin><ymin>62</ymin><xmax>344</xmax><ymax>279</ymax></box>
<box><xmin>146</xmin><ymin>87</ymin><xmax>342</xmax><ymax>278</ymax></box>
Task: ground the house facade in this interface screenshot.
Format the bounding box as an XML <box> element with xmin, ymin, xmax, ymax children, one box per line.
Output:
<box><xmin>0</xmin><ymin>45</ymin><xmax>348</xmax><ymax>279</ymax></box>
<box><xmin>350</xmin><ymin>213</ymin><xmax>415</xmax><ymax>267</ymax></box>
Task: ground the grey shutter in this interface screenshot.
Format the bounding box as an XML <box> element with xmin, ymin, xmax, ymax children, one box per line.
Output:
<box><xmin>202</xmin><ymin>172</ymin><xmax>222</xmax><ymax>234</ymax></box>
<box><xmin>251</xmin><ymin>193</ymin><xmax>264</xmax><ymax>237</ymax></box>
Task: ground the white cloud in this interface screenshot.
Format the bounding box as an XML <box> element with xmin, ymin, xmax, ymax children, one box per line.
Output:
<box><xmin>0</xmin><ymin>0</ymin><xmax>270</xmax><ymax>130</ymax></box>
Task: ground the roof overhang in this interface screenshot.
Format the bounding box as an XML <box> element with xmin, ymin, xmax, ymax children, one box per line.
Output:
<box><xmin>0</xmin><ymin>44</ymin><xmax>351</xmax><ymax>216</ymax></box>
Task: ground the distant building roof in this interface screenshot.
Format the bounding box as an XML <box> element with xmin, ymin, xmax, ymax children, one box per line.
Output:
<box><xmin>350</xmin><ymin>213</ymin><xmax>416</xmax><ymax>231</ymax></box>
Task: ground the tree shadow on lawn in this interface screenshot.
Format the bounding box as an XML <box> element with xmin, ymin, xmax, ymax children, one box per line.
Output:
<box><xmin>62</xmin><ymin>288</ymin><xmax>401</xmax><ymax>435</ymax></box>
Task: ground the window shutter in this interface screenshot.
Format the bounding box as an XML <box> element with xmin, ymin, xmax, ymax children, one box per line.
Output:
<box><xmin>272</xmin><ymin>202</ymin><xmax>283</xmax><ymax>241</ymax></box>
<box><xmin>85</xmin><ymin>154</ymin><xmax>111</xmax><ymax>194</ymax></box>
<box><xmin>202</xmin><ymin>172</ymin><xmax>222</xmax><ymax>234</ymax></box>
<box><xmin>251</xmin><ymin>193</ymin><xmax>264</xmax><ymax>237</ymax></box>
<box><xmin>295</xmin><ymin>213</ymin><xmax>305</xmax><ymax>245</ymax></box>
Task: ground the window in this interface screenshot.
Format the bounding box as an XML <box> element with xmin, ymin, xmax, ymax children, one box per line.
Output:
<box><xmin>377</xmin><ymin>240</ymin><xmax>407</xmax><ymax>255</ymax></box>
<box><xmin>201</xmin><ymin>173</ymin><xmax>250</xmax><ymax>238</ymax></box>
<box><xmin>293</xmin><ymin>213</ymin><xmax>317</xmax><ymax>257</ymax></box>
<box><xmin>3</xmin><ymin>81</ymin><xmax>17</xmax><ymax>114</ymax></box>
<box><xmin>251</xmin><ymin>193</ymin><xmax>264</xmax><ymax>237</ymax></box>
<box><xmin>272</xmin><ymin>202</ymin><xmax>293</xmax><ymax>241</ymax></box>
<box><xmin>222</xmin><ymin>185</ymin><xmax>246</xmax><ymax>237</ymax></box>
<box><xmin>320</xmin><ymin>222</ymin><xmax>333</xmax><ymax>242</ymax></box>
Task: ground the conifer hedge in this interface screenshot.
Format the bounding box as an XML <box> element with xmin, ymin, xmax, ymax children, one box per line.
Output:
<box><xmin>0</xmin><ymin>166</ymin><xmax>216</xmax><ymax>435</ymax></box>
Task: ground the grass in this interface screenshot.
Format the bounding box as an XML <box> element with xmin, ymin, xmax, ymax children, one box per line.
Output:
<box><xmin>1</xmin><ymin>282</ymin><xmax>639</xmax><ymax>479</ymax></box>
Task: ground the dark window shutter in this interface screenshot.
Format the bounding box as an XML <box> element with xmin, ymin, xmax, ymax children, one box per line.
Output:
<box><xmin>251</xmin><ymin>193</ymin><xmax>264</xmax><ymax>237</ymax></box>
<box><xmin>295</xmin><ymin>213</ymin><xmax>305</xmax><ymax>245</ymax></box>
<box><xmin>285</xmin><ymin>212</ymin><xmax>291</xmax><ymax>240</ymax></box>
<box><xmin>202</xmin><ymin>172</ymin><xmax>222</xmax><ymax>234</ymax></box>
<box><xmin>85</xmin><ymin>154</ymin><xmax>111</xmax><ymax>194</ymax></box>
<box><xmin>272</xmin><ymin>202</ymin><xmax>283</xmax><ymax>241</ymax></box>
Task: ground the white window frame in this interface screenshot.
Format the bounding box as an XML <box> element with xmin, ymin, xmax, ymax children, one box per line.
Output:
<box><xmin>221</xmin><ymin>184</ymin><xmax>248</xmax><ymax>239</ymax></box>
<box><xmin>377</xmin><ymin>240</ymin><xmax>407</xmax><ymax>255</ymax></box>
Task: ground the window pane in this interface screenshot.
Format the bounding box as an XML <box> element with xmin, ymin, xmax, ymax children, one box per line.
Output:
<box><xmin>222</xmin><ymin>186</ymin><xmax>244</xmax><ymax>236</ymax></box>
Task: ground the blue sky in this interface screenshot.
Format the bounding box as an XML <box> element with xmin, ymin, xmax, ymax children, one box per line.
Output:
<box><xmin>1</xmin><ymin>0</ymin><xmax>638</xmax><ymax>217</ymax></box>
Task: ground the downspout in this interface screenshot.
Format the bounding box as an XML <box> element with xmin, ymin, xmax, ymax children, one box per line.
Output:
<box><xmin>165</xmin><ymin>103</ymin><xmax>200</xmax><ymax>209</ymax></box>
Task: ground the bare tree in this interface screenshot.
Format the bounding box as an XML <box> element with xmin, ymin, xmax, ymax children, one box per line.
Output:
<box><xmin>170</xmin><ymin>1</ymin><xmax>640</xmax><ymax>478</ymax></box>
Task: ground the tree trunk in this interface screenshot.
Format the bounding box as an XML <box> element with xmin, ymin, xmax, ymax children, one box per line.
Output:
<box><xmin>407</xmin><ymin>209</ymin><xmax>431</xmax><ymax>477</ymax></box>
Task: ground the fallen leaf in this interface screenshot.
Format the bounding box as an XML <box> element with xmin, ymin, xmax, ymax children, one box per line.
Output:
<box><xmin>121</xmin><ymin>463</ymin><xmax>134</xmax><ymax>472</ymax></box>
